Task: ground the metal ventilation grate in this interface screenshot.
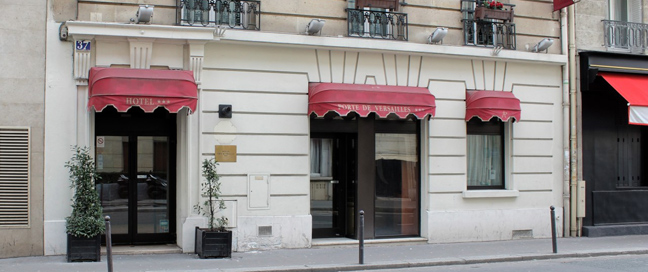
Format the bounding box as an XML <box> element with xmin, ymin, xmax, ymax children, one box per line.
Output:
<box><xmin>0</xmin><ymin>127</ymin><xmax>30</xmax><ymax>227</ymax></box>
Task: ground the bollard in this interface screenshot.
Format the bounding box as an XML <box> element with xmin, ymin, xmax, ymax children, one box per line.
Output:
<box><xmin>105</xmin><ymin>216</ymin><xmax>113</xmax><ymax>272</ymax></box>
<box><xmin>359</xmin><ymin>210</ymin><xmax>365</xmax><ymax>264</ymax></box>
<box><xmin>550</xmin><ymin>206</ymin><xmax>557</xmax><ymax>253</ymax></box>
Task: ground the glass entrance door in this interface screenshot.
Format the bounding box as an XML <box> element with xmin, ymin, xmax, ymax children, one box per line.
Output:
<box><xmin>96</xmin><ymin>135</ymin><xmax>174</xmax><ymax>244</ymax></box>
<box><xmin>95</xmin><ymin>108</ymin><xmax>176</xmax><ymax>245</ymax></box>
<box><xmin>310</xmin><ymin>134</ymin><xmax>357</xmax><ymax>238</ymax></box>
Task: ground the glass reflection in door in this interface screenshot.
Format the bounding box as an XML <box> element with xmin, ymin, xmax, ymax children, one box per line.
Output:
<box><xmin>95</xmin><ymin>136</ymin><xmax>129</xmax><ymax>234</ymax></box>
<box><xmin>375</xmin><ymin>133</ymin><xmax>419</xmax><ymax>237</ymax></box>
<box><xmin>137</xmin><ymin>136</ymin><xmax>170</xmax><ymax>234</ymax></box>
<box><xmin>310</xmin><ymin>138</ymin><xmax>333</xmax><ymax>230</ymax></box>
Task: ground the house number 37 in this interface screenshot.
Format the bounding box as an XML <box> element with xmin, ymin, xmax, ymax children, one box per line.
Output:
<box><xmin>75</xmin><ymin>40</ymin><xmax>91</xmax><ymax>51</ymax></box>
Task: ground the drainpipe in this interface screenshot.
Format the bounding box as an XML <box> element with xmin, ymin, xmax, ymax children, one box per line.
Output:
<box><xmin>560</xmin><ymin>6</ymin><xmax>571</xmax><ymax>238</ymax></box>
<box><xmin>568</xmin><ymin>4</ymin><xmax>579</xmax><ymax>237</ymax></box>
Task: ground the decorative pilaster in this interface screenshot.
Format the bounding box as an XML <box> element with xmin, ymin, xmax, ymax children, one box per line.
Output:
<box><xmin>187</xmin><ymin>42</ymin><xmax>206</xmax><ymax>85</ymax></box>
<box><xmin>128</xmin><ymin>38</ymin><xmax>154</xmax><ymax>69</ymax></box>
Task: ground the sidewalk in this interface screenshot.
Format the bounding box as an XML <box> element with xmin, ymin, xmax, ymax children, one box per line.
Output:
<box><xmin>2</xmin><ymin>235</ymin><xmax>648</xmax><ymax>272</ymax></box>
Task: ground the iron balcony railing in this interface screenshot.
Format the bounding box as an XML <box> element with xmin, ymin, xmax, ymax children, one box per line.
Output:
<box><xmin>177</xmin><ymin>0</ymin><xmax>260</xmax><ymax>30</ymax></box>
<box><xmin>347</xmin><ymin>8</ymin><xmax>408</xmax><ymax>41</ymax></box>
<box><xmin>463</xmin><ymin>19</ymin><xmax>516</xmax><ymax>50</ymax></box>
<box><xmin>603</xmin><ymin>20</ymin><xmax>647</xmax><ymax>53</ymax></box>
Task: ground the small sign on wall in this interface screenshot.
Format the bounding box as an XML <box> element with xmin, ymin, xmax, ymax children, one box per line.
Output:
<box><xmin>215</xmin><ymin>145</ymin><xmax>237</xmax><ymax>162</ymax></box>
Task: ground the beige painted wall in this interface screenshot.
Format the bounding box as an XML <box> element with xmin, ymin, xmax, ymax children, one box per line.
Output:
<box><xmin>64</xmin><ymin>0</ymin><xmax>563</xmax><ymax>54</ymax></box>
<box><xmin>0</xmin><ymin>1</ymin><xmax>46</xmax><ymax>258</ymax></box>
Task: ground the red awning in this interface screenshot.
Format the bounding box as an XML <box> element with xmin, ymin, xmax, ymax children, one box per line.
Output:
<box><xmin>88</xmin><ymin>67</ymin><xmax>198</xmax><ymax>113</ymax></box>
<box><xmin>600</xmin><ymin>72</ymin><xmax>648</xmax><ymax>126</ymax></box>
<box><xmin>308</xmin><ymin>83</ymin><xmax>436</xmax><ymax>119</ymax></box>
<box><xmin>553</xmin><ymin>0</ymin><xmax>575</xmax><ymax>11</ymax></box>
<box><xmin>465</xmin><ymin>90</ymin><xmax>521</xmax><ymax>122</ymax></box>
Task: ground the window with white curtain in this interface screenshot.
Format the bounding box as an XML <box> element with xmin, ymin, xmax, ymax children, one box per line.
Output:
<box><xmin>310</xmin><ymin>138</ymin><xmax>332</xmax><ymax>178</ymax></box>
<box><xmin>467</xmin><ymin>119</ymin><xmax>505</xmax><ymax>189</ymax></box>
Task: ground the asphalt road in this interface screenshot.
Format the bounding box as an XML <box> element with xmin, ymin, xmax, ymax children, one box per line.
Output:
<box><xmin>354</xmin><ymin>253</ymin><xmax>648</xmax><ymax>272</ymax></box>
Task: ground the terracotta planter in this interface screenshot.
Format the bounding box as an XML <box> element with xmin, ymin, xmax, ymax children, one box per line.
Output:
<box><xmin>195</xmin><ymin>227</ymin><xmax>232</xmax><ymax>259</ymax></box>
<box><xmin>474</xmin><ymin>6</ymin><xmax>514</xmax><ymax>22</ymax></box>
<box><xmin>67</xmin><ymin>234</ymin><xmax>101</xmax><ymax>262</ymax></box>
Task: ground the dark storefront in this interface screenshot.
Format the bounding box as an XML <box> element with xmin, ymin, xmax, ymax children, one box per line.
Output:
<box><xmin>580</xmin><ymin>51</ymin><xmax>648</xmax><ymax>236</ymax></box>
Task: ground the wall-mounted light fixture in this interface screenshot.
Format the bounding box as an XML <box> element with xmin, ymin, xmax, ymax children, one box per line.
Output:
<box><xmin>306</xmin><ymin>19</ymin><xmax>326</xmax><ymax>35</ymax></box>
<box><xmin>135</xmin><ymin>5</ymin><xmax>154</xmax><ymax>24</ymax></box>
<box><xmin>530</xmin><ymin>38</ymin><xmax>554</xmax><ymax>53</ymax></box>
<box><xmin>428</xmin><ymin>27</ymin><xmax>447</xmax><ymax>44</ymax></box>
<box><xmin>219</xmin><ymin>104</ymin><xmax>232</xmax><ymax>118</ymax></box>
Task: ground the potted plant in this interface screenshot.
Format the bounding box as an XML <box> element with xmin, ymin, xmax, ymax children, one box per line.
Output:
<box><xmin>195</xmin><ymin>158</ymin><xmax>231</xmax><ymax>259</ymax></box>
<box><xmin>65</xmin><ymin>146</ymin><xmax>105</xmax><ymax>262</ymax></box>
<box><xmin>475</xmin><ymin>1</ymin><xmax>514</xmax><ymax>22</ymax></box>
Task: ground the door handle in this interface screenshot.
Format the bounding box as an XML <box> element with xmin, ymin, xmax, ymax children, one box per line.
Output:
<box><xmin>330</xmin><ymin>180</ymin><xmax>339</xmax><ymax>184</ymax></box>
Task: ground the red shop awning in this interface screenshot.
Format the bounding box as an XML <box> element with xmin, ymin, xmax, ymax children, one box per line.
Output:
<box><xmin>465</xmin><ymin>90</ymin><xmax>521</xmax><ymax>122</ymax></box>
<box><xmin>308</xmin><ymin>83</ymin><xmax>436</xmax><ymax>119</ymax></box>
<box><xmin>88</xmin><ymin>67</ymin><xmax>198</xmax><ymax>113</ymax></box>
<box><xmin>600</xmin><ymin>72</ymin><xmax>648</xmax><ymax>126</ymax></box>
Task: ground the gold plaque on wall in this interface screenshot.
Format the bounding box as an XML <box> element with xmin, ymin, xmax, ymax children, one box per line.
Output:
<box><xmin>215</xmin><ymin>145</ymin><xmax>237</xmax><ymax>162</ymax></box>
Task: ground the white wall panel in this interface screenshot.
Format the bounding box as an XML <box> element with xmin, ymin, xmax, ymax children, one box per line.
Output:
<box><xmin>429</xmin><ymin>156</ymin><xmax>465</xmax><ymax>174</ymax></box>
<box><xmin>432</xmin><ymin>100</ymin><xmax>465</xmax><ymax>119</ymax></box>
<box><xmin>419</xmin><ymin>57</ymin><xmax>473</xmax><ymax>89</ymax></box>
<box><xmin>202</xmin><ymin>135</ymin><xmax>309</xmax><ymax>155</ymax></box>
<box><xmin>383</xmin><ymin>53</ymin><xmax>398</xmax><ymax>86</ymax></box>
<box><xmin>513</xmin><ymin>139</ymin><xmax>553</xmax><ymax>156</ymax></box>
<box><xmin>428</xmin><ymin>80</ymin><xmax>467</xmax><ymax>100</ymax></box>
<box><xmin>428</xmin><ymin>174</ymin><xmax>466</xmax><ymax>193</ymax></box>
<box><xmin>517</xmin><ymin>104</ymin><xmax>555</xmax><ymax>122</ymax></box>
<box><xmin>330</xmin><ymin>50</ymin><xmax>346</xmax><ymax>83</ymax></box>
<box><xmin>355</xmin><ymin>52</ymin><xmax>387</xmax><ymax>85</ymax></box>
<box><xmin>150</xmin><ymin>43</ymin><xmax>183</xmax><ymax>69</ymax></box>
<box><xmin>342</xmin><ymin>51</ymin><xmax>359</xmax><ymax>84</ymax></box>
<box><xmin>201</xmin><ymin>70</ymin><xmax>309</xmax><ymax>94</ymax></box>
<box><xmin>95</xmin><ymin>40</ymin><xmax>129</xmax><ymax>66</ymax></box>
<box><xmin>201</xmin><ymin>91</ymin><xmax>308</xmax><ymax>114</ymax></box>
<box><xmin>513</xmin><ymin>86</ymin><xmax>562</xmax><ymax>104</ymax></box>
<box><xmin>395</xmin><ymin>54</ymin><xmax>410</xmax><ymax>86</ymax></box>
<box><xmin>429</xmin><ymin>138</ymin><xmax>466</xmax><ymax>155</ymax></box>
<box><xmin>513</xmin><ymin>157</ymin><xmax>554</xmax><ymax>173</ymax></box>
<box><xmin>204</xmin><ymin>43</ymin><xmax>319</xmax><ymax>80</ymax></box>
<box><xmin>513</xmin><ymin>122</ymin><xmax>554</xmax><ymax>139</ymax></box>
<box><xmin>429</xmin><ymin>119</ymin><xmax>465</xmax><ymax>137</ymax></box>
<box><xmin>513</xmin><ymin>173</ymin><xmax>554</xmax><ymax>191</ymax></box>
<box><xmin>316</xmin><ymin>49</ymin><xmax>332</xmax><ymax>83</ymax></box>
<box><xmin>202</xmin><ymin>113</ymin><xmax>308</xmax><ymax>134</ymax></box>
<box><xmin>202</xmin><ymin>155</ymin><xmax>309</xmax><ymax>176</ymax></box>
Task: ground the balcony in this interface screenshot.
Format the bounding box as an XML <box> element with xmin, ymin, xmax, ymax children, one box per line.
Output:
<box><xmin>177</xmin><ymin>0</ymin><xmax>260</xmax><ymax>30</ymax></box>
<box><xmin>463</xmin><ymin>19</ymin><xmax>516</xmax><ymax>49</ymax></box>
<box><xmin>603</xmin><ymin>20</ymin><xmax>647</xmax><ymax>53</ymax></box>
<box><xmin>347</xmin><ymin>8</ymin><xmax>408</xmax><ymax>41</ymax></box>
<box><xmin>461</xmin><ymin>0</ymin><xmax>516</xmax><ymax>49</ymax></box>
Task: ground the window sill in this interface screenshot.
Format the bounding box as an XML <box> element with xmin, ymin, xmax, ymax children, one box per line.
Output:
<box><xmin>462</xmin><ymin>189</ymin><xmax>519</xmax><ymax>199</ymax></box>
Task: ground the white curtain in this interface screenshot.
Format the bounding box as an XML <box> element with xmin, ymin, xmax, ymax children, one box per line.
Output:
<box><xmin>310</xmin><ymin>138</ymin><xmax>332</xmax><ymax>177</ymax></box>
<box><xmin>467</xmin><ymin>134</ymin><xmax>503</xmax><ymax>187</ymax></box>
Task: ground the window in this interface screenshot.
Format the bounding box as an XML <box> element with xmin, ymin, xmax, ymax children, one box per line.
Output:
<box><xmin>375</xmin><ymin>133</ymin><xmax>419</xmax><ymax>237</ymax></box>
<box><xmin>467</xmin><ymin>119</ymin><xmax>505</xmax><ymax>189</ymax></box>
<box><xmin>310</xmin><ymin>138</ymin><xmax>332</xmax><ymax>178</ymax></box>
<box><xmin>610</xmin><ymin>0</ymin><xmax>642</xmax><ymax>22</ymax></box>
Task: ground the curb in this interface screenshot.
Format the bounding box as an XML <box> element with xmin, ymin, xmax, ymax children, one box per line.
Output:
<box><xmin>220</xmin><ymin>249</ymin><xmax>648</xmax><ymax>272</ymax></box>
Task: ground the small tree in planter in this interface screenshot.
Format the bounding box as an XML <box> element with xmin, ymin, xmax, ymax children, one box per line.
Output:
<box><xmin>65</xmin><ymin>146</ymin><xmax>105</xmax><ymax>262</ymax></box>
<box><xmin>195</xmin><ymin>158</ymin><xmax>231</xmax><ymax>258</ymax></box>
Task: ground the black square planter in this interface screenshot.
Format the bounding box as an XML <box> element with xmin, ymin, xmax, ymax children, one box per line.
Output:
<box><xmin>195</xmin><ymin>227</ymin><xmax>232</xmax><ymax>259</ymax></box>
<box><xmin>67</xmin><ymin>234</ymin><xmax>101</xmax><ymax>262</ymax></box>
